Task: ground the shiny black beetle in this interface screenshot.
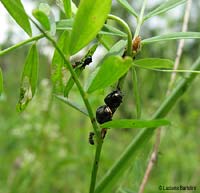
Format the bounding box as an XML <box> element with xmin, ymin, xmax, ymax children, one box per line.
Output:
<box><xmin>104</xmin><ymin>90</ymin><xmax>122</xmax><ymax>109</ymax></box>
<box><xmin>96</xmin><ymin>105</ymin><xmax>112</xmax><ymax>124</ymax></box>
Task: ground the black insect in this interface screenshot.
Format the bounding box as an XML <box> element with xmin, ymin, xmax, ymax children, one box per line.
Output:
<box><xmin>89</xmin><ymin>132</ymin><xmax>95</xmax><ymax>145</ymax></box>
<box><xmin>104</xmin><ymin>90</ymin><xmax>123</xmax><ymax>109</ymax></box>
<box><xmin>82</xmin><ymin>56</ymin><xmax>92</xmax><ymax>67</ymax></box>
<box><xmin>96</xmin><ymin>105</ymin><xmax>112</xmax><ymax>124</ymax></box>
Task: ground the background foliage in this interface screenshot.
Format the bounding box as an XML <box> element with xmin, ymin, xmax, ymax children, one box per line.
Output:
<box><xmin>0</xmin><ymin>0</ymin><xmax>200</xmax><ymax>193</ymax></box>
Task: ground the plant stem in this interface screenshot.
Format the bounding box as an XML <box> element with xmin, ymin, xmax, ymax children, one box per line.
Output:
<box><xmin>0</xmin><ymin>34</ymin><xmax>44</xmax><ymax>56</ymax></box>
<box><xmin>30</xmin><ymin>18</ymin><xmax>100</xmax><ymax>138</ymax></box>
<box><xmin>133</xmin><ymin>0</ymin><xmax>148</xmax><ymax>39</ymax></box>
<box><xmin>108</xmin><ymin>14</ymin><xmax>132</xmax><ymax>56</ymax></box>
<box><xmin>89</xmin><ymin>138</ymin><xmax>103</xmax><ymax>193</ymax></box>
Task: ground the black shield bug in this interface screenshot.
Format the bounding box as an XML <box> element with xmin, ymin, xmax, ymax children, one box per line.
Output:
<box><xmin>96</xmin><ymin>105</ymin><xmax>112</xmax><ymax>124</ymax></box>
<box><xmin>82</xmin><ymin>56</ymin><xmax>92</xmax><ymax>67</ymax></box>
<box><xmin>104</xmin><ymin>90</ymin><xmax>123</xmax><ymax>109</ymax></box>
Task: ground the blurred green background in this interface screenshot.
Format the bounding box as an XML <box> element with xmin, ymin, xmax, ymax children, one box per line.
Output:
<box><xmin>0</xmin><ymin>1</ymin><xmax>200</xmax><ymax>193</ymax></box>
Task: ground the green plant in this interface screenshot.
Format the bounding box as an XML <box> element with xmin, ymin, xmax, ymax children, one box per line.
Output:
<box><xmin>0</xmin><ymin>0</ymin><xmax>200</xmax><ymax>193</ymax></box>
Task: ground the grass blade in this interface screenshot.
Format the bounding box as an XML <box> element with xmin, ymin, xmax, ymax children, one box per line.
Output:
<box><xmin>63</xmin><ymin>0</ymin><xmax>72</xmax><ymax>18</ymax></box>
<box><xmin>95</xmin><ymin>56</ymin><xmax>200</xmax><ymax>193</ymax></box>
<box><xmin>144</xmin><ymin>0</ymin><xmax>186</xmax><ymax>21</ymax></box>
<box><xmin>132</xmin><ymin>68</ymin><xmax>141</xmax><ymax>119</ymax></box>
<box><xmin>142</xmin><ymin>32</ymin><xmax>200</xmax><ymax>45</ymax></box>
<box><xmin>0</xmin><ymin>68</ymin><xmax>3</xmax><ymax>96</ymax></box>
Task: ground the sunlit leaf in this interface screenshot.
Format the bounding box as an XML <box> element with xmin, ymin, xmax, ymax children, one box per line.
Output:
<box><xmin>32</xmin><ymin>9</ymin><xmax>51</xmax><ymax>30</ymax></box>
<box><xmin>17</xmin><ymin>44</ymin><xmax>38</xmax><ymax>111</ymax></box>
<box><xmin>144</xmin><ymin>0</ymin><xmax>186</xmax><ymax>21</ymax></box>
<box><xmin>69</xmin><ymin>0</ymin><xmax>112</xmax><ymax>55</ymax></box>
<box><xmin>101</xmin><ymin>119</ymin><xmax>170</xmax><ymax>128</ymax></box>
<box><xmin>86</xmin><ymin>56</ymin><xmax>132</xmax><ymax>93</ymax></box>
<box><xmin>133</xmin><ymin>58</ymin><xmax>173</xmax><ymax>69</ymax></box>
<box><xmin>63</xmin><ymin>0</ymin><xmax>72</xmax><ymax>18</ymax></box>
<box><xmin>142</xmin><ymin>32</ymin><xmax>200</xmax><ymax>45</ymax></box>
<box><xmin>1</xmin><ymin>0</ymin><xmax>32</xmax><ymax>36</ymax></box>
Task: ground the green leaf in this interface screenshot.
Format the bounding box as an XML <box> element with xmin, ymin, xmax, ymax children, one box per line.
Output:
<box><xmin>86</xmin><ymin>56</ymin><xmax>132</xmax><ymax>93</ymax></box>
<box><xmin>54</xmin><ymin>95</ymin><xmax>89</xmax><ymax>116</ymax></box>
<box><xmin>105</xmin><ymin>40</ymin><xmax>127</xmax><ymax>58</ymax></box>
<box><xmin>142</xmin><ymin>32</ymin><xmax>200</xmax><ymax>45</ymax></box>
<box><xmin>69</xmin><ymin>0</ymin><xmax>112</xmax><ymax>55</ymax></box>
<box><xmin>116</xmin><ymin>0</ymin><xmax>138</xmax><ymax>18</ymax></box>
<box><xmin>133</xmin><ymin>58</ymin><xmax>173</xmax><ymax>69</ymax></box>
<box><xmin>17</xmin><ymin>44</ymin><xmax>38</xmax><ymax>111</ymax></box>
<box><xmin>101</xmin><ymin>119</ymin><xmax>170</xmax><ymax>129</ymax></box>
<box><xmin>0</xmin><ymin>68</ymin><xmax>4</xmax><ymax>96</ymax></box>
<box><xmin>1</xmin><ymin>0</ymin><xmax>32</xmax><ymax>36</ymax></box>
<box><xmin>63</xmin><ymin>0</ymin><xmax>72</xmax><ymax>18</ymax></box>
<box><xmin>32</xmin><ymin>9</ymin><xmax>51</xmax><ymax>31</ymax></box>
<box><xmin>56</xmin><ymin>19</ymin><xmax>127</xmax><ymax>37</ymax></box>
<box><xmin>51</xmin><ymin>31</ymin><xmax>70</xmax><ymax>93</ymax></box>
<box><xmin>144</xmin><ymin>0</ymin><xmax>186</xmax><ymax>21</ymax></box>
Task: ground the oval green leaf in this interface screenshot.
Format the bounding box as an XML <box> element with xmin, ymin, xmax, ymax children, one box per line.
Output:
<box><xmin>69</xmin><ymin>0</ymin><xmax>112</xmax><ymax>55</ymax></box>
<box><xmin>17</xmin><ymin>44</ymin><xmax>38</xmax><ymax>111</ymax></box>
<box><xmin>101</xmin><ymin>119</ymin><xmax>170</xmax><ymax>129</ymax></box>
<box><xmin>86</xmin><ymin>56</ymin><xmax>132</xmax><ymax>93</ymax></box>
<box><xmin>1</xmin><ymin>0</ymin><xmax>32</xmax><ymax>36</ymax></box>
<box><xmin>133</xmin><ymin>58</ymin><xmax>173</xmax><ymax>69</ymax></box>
<box><xmin>142</xmin><ymin>32</ymin><xmax>200</xmax><ymax>45</ymax></box>
<box><xmin>144</xmin><ymin>0</ymin><xmax>186</xmax><ymax>21</ymax></box>
<box><xmin>32</xmin><ymin>9</ymin><xmax>51</xmax><ymax>31</ymax></box>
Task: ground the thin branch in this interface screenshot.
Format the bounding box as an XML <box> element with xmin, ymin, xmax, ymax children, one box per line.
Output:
<box><xmin>138</xmin><ymin>1</ymin><xmax>192</xmax><ymax>193</ymax></box>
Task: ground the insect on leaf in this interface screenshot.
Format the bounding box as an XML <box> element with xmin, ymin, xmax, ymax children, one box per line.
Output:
<box><xmin>17</xmin><ymin>44</ymin><xmax>38</xmax><ymax>111</ymax></box>
<box><xmin>1</xmin><ymin>0</ymin><xmax>32</xmax><ymax>36</ymax></box>
<box><xmin>69</xmin><ymin>0</ymin><xmax>112</xmax><ymax>55</ymax></box>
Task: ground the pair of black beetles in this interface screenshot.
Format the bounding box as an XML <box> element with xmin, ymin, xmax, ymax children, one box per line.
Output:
<box><xmin>96</xmin><ymin>89</ymin><xmax>123</xmax><ymax>124</ymax></box>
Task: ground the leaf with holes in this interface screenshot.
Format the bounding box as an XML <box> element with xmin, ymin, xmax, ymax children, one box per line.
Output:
<box><xmin>17</xmin><ymin>44</ymin><xmax>38</xmax><ymax>111</ymax></box>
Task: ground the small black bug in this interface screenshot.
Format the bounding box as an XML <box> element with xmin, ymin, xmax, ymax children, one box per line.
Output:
<box><xmin>82</xmin><ymin>56</ymin><xmax>92</xmax><ymax>67</ymax></box>
<box><xmin>89</xmin><ymin>132</ymin><xmax>95</xmax><ymax>145</ymax></box>
<box><xmin>104</xmin><ymin>90</ymin><xmax>123</xmax><ymax>109</ymax></box>
<box><xmin>96</xmin><ymin>105</ymin><xmax>112</xmax><ymax>124</ymax></box>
